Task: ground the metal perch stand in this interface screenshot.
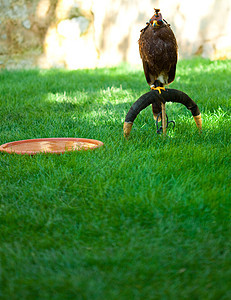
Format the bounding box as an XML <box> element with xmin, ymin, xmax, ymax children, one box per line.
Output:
<box><xmin>123</xmin><ymin>88</ymin><xmax>202</xmax><ymax>138</ymax></box>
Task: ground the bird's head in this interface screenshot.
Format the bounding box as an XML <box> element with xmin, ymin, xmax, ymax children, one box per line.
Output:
<box><xmin>149</xmin><ymin>8</ymin><xmax>164</xmax><ymax>28</ymax></box>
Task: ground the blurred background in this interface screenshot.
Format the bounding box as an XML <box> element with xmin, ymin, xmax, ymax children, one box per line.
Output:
<box><xmin>0</xmin><ymin>0</ymin><xmax>231</xmax><ymax>69</ymax></box>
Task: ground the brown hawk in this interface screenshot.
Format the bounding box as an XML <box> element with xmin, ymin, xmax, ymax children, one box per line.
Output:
<box><xmin>138</xmin><ymin>9</ymin><xmax>178</xmax><ymax>119</ymax></box>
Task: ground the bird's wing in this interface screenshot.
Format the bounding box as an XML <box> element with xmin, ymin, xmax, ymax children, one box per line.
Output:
<box><xmin>167</xmin><ymin>63</ymin><xmax>176</xmax><ymax>84</ymax></box>
<box><xmin>139</xmin><ymin>28</ymin><xmax>162</xmax><ymax>84</ymax></box>
<box><xmin>141</xmin><ymin>60</ymin><xmax>152</xmax><ymax>85</ymax></box>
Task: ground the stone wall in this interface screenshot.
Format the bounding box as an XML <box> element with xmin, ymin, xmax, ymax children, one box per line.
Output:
<box><xmin>0</xmin><ymin>0</ymin><xmax>231</xmax><ymax>69</ymax></box>
<box><xmin>160</xmin><ymin>0</ymin><xmax>231</xmax><ymax>60</ymax></box>
<box><xmin>0</xmin><ymin>0</ymin><xmax>56</xmax><ymax>68</ymax></box>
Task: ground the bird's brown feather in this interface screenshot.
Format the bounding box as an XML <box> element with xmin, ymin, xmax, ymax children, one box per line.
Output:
<box><xmin>139</xmin><ymin>24</ymin><xmax>178</xmax><ymax>86</ymax></box>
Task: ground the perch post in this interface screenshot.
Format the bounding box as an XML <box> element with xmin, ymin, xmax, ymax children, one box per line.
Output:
<box><xmin>123</xmin><ymin>88</ymin><xmax>202</xmax><ymax>138</ymax></box>
<box><xmin>161</xmin><ymin>103</ymin><xmax>167</xmax><ymax>135</ymax></box>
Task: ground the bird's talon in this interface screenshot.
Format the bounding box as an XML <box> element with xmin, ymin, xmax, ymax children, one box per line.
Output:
<box><xmin>151</xmin><ymin>86</ymin><xmax>166</xmax><ymax>94</ymax></box>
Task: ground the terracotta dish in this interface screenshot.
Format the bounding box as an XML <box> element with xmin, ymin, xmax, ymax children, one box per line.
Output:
<box><xmin>0</xmin><ymin>138</ymin><xmax>104</xmax><ymax>155</ymax></box>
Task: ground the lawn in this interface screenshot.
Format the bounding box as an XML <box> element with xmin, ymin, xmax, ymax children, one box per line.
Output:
<box><xmin>0</xmin><ymin>58</ymin><xmax>230</xmax><ymax>299</ymax></box>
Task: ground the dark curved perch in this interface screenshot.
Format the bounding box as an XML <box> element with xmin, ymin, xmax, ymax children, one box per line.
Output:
<box><xmin>123</xmin><ymin>88</ymin><xmax>202</xmax><ymax>137</ymax></box>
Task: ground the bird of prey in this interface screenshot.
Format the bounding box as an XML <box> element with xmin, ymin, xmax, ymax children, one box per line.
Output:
<box><xmin>139</xmin><ymin>8</ymin><xmax>178</xmax><ymax>119</ymax></box>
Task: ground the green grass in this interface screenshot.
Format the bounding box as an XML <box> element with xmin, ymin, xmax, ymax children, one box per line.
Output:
<box><xmin>0</xmin><ymin>58</ymin><xmax>230</xmax><ymax>299</ymax></box>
